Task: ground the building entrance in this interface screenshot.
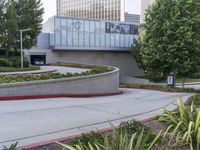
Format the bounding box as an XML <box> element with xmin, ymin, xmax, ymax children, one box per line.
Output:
<box><xmin>30</xmin><ymin>55</ymin><xmax>46</xmax><ymax>65</ymax></box>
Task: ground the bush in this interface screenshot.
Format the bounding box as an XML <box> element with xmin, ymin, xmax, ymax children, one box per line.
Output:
<box><xmin>159</xmin><ymin>98</ymin><xmax>200</xmax><ymax>149</ymax></box>
<box><xmin>9</xmin><ymin>57</ymin><xmax>29</xmax><ymax>68</ymax></box>
<box><xmin>69</xmin><ymin>131</ymin><xmax>105</xmax><ymax>148</ymax></box>
<box><xmin>0</xmin><ymin>57</ymin><xmax>29</xmax><ymax>68</ymax></box>
<box><xmin>189</xmin><ymin>72</ymin><xmax>200</xmax><ymax>79</ymax></box>
<box><xmin>0</xmin><ymin>50</ymin><xmax>20</xmax><ymax>57</ymax></box>
<box><xmin>0</xmin><ymin>58</ymin><xmax>12</xmax><ymax>67</ymax></box>
<box><xmin>120</xmin><ymin>120</ymin><xmax>154</xmax><ymax>138</ymax></box>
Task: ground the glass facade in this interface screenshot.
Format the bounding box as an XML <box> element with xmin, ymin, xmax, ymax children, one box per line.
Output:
<box><xmin>43</xmin><ymin>16</ymin><xmax>138</xmax><ymax>51</ymax></box>
<box><xmin>57</xmin><ymin>0</ymin><xmax>125</xmax><ymax>21</ymax></box>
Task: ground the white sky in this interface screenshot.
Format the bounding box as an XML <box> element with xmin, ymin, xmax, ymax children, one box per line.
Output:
<box><xmin>41</xmin><ymin>0</ymin><xmax>141</xmax><ymax>22</ymax></box>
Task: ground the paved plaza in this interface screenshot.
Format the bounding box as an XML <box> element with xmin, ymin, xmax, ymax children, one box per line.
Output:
<box><xmin>0</xmin><ymin>88</ymin><xmax>192</xmax><ymax>148</ymax></box>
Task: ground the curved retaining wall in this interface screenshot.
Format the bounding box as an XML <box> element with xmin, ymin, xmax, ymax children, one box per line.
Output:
<box><xmin>0</xmin><ymin>67</ymin><xmax>120</xmax><ymax>98</ymax></box>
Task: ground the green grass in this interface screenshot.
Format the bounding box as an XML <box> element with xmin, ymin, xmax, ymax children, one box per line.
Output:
<box><xmin>134</xmin><ymin>75</ymin><xmax>200</xmax><ymax>84</ymax></box>
<box><xmin>158</xmin><ymin>78</ymin><xmax>200</xmax><ymax>84</ymax></box>
<box><xmin>120</xmin><ymin>84</ymin><xmax>200</xmax><ymax>93</ymax></box>
<box><xmin>0</xmin><ymin>66</ymin><xmax>40</xmax><ymax>72</ymax></box>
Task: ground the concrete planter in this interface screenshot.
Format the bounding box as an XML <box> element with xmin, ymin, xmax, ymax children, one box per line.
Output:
<box><xmin>0</xmin><ymin>67</ymin><xmax>120</xmax><ymax>98</ymax></box>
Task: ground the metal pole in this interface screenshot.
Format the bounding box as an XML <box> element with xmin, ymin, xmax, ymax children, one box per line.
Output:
<box><xmin>20</xmin><ymin>30</ymin><xmax>23</xmax><ymax>69</ymax></box>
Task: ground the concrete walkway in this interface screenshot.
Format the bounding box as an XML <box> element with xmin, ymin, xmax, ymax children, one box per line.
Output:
<box><xmin>0</xmin><ymin>88</ymin><xmax>192</xmax><ymax>148</ymax></box>
<box><xmin>176</xmin><ymin>83</ymin><xmax>200</xmax><ymax>89</ymax></box>
<box><xmin>0</xmin><ymin>66</ymin><xmax>90</xmax><ymax>75</ymax></box>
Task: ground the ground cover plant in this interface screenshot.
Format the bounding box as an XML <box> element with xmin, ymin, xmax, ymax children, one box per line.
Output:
<box><xmin>0</xmin><ymin>65</ymin><xmax>113</xmax><ymax>84</ymax></box>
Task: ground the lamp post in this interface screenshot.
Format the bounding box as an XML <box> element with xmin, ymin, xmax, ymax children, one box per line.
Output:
<box><xmin>20</xmin><ymin>28</ymin><xmax>31</xmax><ymax>69</ymax></box>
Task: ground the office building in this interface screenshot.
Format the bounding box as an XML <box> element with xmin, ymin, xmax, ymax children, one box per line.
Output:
<box><xmin>124</xmin><ymin>12</ymin><xmax>140</xmax><ymax>24</ymax></box>
<box><xmin>27</xmin><ymin>16</ymin><xmax>143</xmax><ymax>77</ymax></box>
<box><xmin>57</xmin><ymin>0</ymin><xmax>125</xmax><ymax>21</ymax></box>
<box><xmin>43</xmin><ymin>16</ymin><xmax>138</xmax><ymax>51</ymax></box>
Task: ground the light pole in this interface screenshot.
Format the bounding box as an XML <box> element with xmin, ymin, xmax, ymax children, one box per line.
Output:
<box><xmin>20</xmin><ymin>28</ymin><xmax>31</xmax><ymax>69</ymax></box>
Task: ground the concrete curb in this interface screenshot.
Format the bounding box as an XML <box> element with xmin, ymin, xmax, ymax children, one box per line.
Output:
<box><xmin>16</xmin><ymin>95</ymin><xmax>194</xmax><ymax>150</ymax></box>
<box><xmin>0</xmin><ymin>91</ymin><xmax>123</xmax><ymax>101</ymax></box>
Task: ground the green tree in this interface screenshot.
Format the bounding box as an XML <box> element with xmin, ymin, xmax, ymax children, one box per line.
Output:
<box><xmin>14</xmin><ymin>0</ymin><xmax>44</xmax><ymax>49</ymax></box>
<box><xmin>4</xmin><ymin>0</ymin><xmax>18</xmax><ymax>57</ymax></box>
<box><xmin>0</xmin><ymin>0</ymin><xmax>7</xmax><ymax>52</ymax></box>
<box><xmin>141</xmin><ymin>0</ymin><xmax>200</xmax><ymax>81</ymax></box>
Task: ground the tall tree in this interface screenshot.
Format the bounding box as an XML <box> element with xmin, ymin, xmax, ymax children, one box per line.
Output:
<box><xmin>14</xmin><ymin>0</ymin><xmax>44</xmax><ymax>49</ymax></box>
<box><xmin>0</xmin><ymin>0</ymin><xmax>6</xmax><ymax>51</ymax></box>
<box><xmin>141</xmin><ymin>0</ymin><xmax>200</xmax><ymax>81</ymax></box>
<box><xmin>4</xmin><ymin>0</ymin><xmax>18</xmax><ymax>57</ymax></box>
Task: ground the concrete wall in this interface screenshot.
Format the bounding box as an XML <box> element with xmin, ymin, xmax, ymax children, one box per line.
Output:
<box><xmin>46</xmin><ymin>50</ymin><xmax>144</xmax><ymax>77</ymax></box>
<box><xmin>0</xmin><ymin>67</ymin><xmax>120</xmax><ymax>97</ymax></box>
<box><xmin>120</xmin><ymin>76</ymin><xmax>150</xmax><ymax>85</ymax></box>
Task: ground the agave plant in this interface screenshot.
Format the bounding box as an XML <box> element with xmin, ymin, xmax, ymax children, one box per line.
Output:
<box><xmin>159</xmin><ymin>98</ymin><xmax>200</xmax><ymax>150</ymax></box>
<box><xmin>3</xmin><ymin>142</ymin><xmax>18</xmax><ymax>150</ymax></box>
<box><xmin>56</xmin><ymin>123</ymin><xmax>161</xmax><ymax>150</ymax></box>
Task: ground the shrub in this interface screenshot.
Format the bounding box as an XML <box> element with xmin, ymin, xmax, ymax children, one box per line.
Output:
<box><xmin>0</xmin><ymin>57</ymin><xmax>30</xmax><ymax>68</ymax></box>
<box><xmin>119</xmin><ymin>120</ymin><xmax>156</xmax><ymax>143</ymax></box>
<box><xmin>120</xmin><ymin>120</ymin><xmax>151</xmax><ymax>135</ymax></box>
<box><xmin>3</xmin><ymin>142</ymin><xmax>18</xmax><ymax>150</ymax></box>
<box><xmin>190</xmin><ymin>72</ymin><xmax>200</xmax><ymax>79</ymax></box>
<box><xmin>0</xmin><ymin>58</ymin><xmax>12</xmax><ymax>67</ymax></box>
<box><xmin>69</xmin><ymin>131</ymin><xmax>105</xmax><ymax>148</ymax></box>
<box><xmin>9</xmin><ymin>57</ymin><xmax>29</xmax><ymax>68</ymax></box>
<box><xmin>159</xmin><ymin>98</ymin><xmax>200</xmax><ymax>149</ymax></box>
